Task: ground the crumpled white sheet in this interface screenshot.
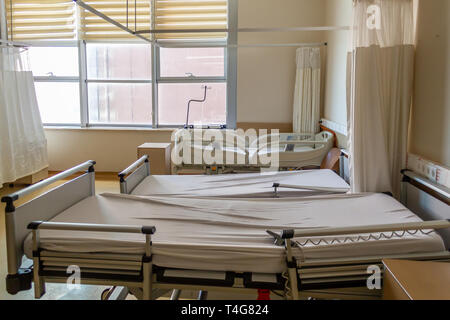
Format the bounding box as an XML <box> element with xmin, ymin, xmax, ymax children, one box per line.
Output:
<box><xmin>131</xmin><ymin>169</ymin><xmax>350</xmax><ymax>198</ymax></box>
<box><xmin>24</xmin><ymin>193</ymin><xmax>445</xmax><ymax>273</ymax></box>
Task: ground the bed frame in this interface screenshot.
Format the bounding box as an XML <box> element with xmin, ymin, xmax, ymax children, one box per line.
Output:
<box><xmin>118</xmin><ymin>155</ymin><xmax>150</xmax><ymax>195</ymax></box>
<box><xmin>2</xmin><ymin>161</ymin><xmax>450</xmax><ymax>300</ymax></box>
<box><xmin>118</xmin><ymin>155</ymin><xmax>350</xmax><ymax>198</ymax></box>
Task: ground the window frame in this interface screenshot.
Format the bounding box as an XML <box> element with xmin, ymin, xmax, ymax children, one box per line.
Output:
<box><xmin>27</xmin><ymin>0</ymin><xmax>238</xmax><ymax>129</ymax></box>
<box><xmin>155</xmin><ymin>42</ymin><xmax>228</xmax><ymax>128</ymax></box>
<box><xmin>29</xmin><ymin>40</ymin><xmax>81</xmax><ymax>126</ymax></box>
<box><xmin>84</xmin><ymin>40</ymin><xmax>154</xmax><ymax>127</ymax></box>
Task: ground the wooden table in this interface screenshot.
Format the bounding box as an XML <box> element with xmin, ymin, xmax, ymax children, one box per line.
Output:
<box><xmin>383</xmin><ymin>259</ymin><xmax>450</xmax><ymax>300</ymax></box>
<box><xmin>137</xmin><ymin>143</ymin><xmax>171</xmax><ymax>175</ymax></box>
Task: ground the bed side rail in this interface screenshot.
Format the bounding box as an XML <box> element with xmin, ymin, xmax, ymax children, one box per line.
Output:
<box><xmin>401</xmin><ymin>169</ymin><xmax>450</xmax><ymax>249</ymax></box>
<box><xmin>28</xmin><ymin>221</ymin><xmax>156</xmax><ymax>234</ymax></box>
<box><xmin>271</xmin><ymin>220</ymin><xmax>450</xmax><ymax>300</ymax></box>
<box><xmin>27</xmin><ymin>221</ymin><xmax>156</xmax><ymax>299</ymax></box>
<box><xmin>1</xmin><ymin>160</ymin><xmax>96</xmax><ymax>209</ymax></box>
<box><xmin>401</xmin><ymin>169</ymin><xmax>450</xmax><ymax>205</ymax></box>
<box><xmin>1</xmin><ymin>160</ymin><xmax>96</xmax><ymax>295</ymax></box>
<box><xmin>118</xmin><ymin>156</ymin><xmax>150</xmax><ymax>194</ymax></box>
<box><xmin>279</xmin><ymin>220</ymin><xmax>450</xmax><ymax>240</ymax></box>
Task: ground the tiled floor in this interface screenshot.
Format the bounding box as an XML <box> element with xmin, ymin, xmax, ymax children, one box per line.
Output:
<box><xmin>0</xmin><ymin>173</ymin><xmax>119</xmax><ymax>300</ymax></box>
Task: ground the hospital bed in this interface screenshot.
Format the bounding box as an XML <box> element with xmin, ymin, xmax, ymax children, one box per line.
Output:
<box><xmin>118</xmin><ymin>155</ymin><xmax>350</xmax><ymax>198</ymax></box>
<box><xmin>172</xmin><ymin>130</ymin><xmax>334</xmax><ymax>174</ymax></box>
<box><xmin>2</xmin><ymin>161</ymin><xmax>450</xmax><ymax>300</ymax></box>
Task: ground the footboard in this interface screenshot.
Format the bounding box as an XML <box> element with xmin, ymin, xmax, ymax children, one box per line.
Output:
<box><xmin>27</xmin><ymin>221</ymin><xmax>156</xmax><ymax>300</ymax></box>
<box><xmin>1</xmin><ymin>160</ymin><xmax>96</xmax><ymax>294</ymax></box>
<box><xmin>118</xmin><ymin>155</ymin><xmax>150</xmax><ymax>194</ymax></box>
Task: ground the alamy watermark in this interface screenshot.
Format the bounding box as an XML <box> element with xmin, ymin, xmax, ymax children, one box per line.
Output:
<box><xmin>171</xmin><ymin>129</ymin><xmax>280</xmax><ymax>173</ymax></box>
<box><xmin>367</xmin><ymin>4</ymin><xmax>381</xmax><ymax>30</ymax></box>
<box><xmin>367</xmin><ymin>265</ymin><xmax>382</xmax><ymax>290</ymax></box>
<box><xmin>66</xmin><ymin>265</ymin><xmax>81</xmax><ymax>290</ymax></box>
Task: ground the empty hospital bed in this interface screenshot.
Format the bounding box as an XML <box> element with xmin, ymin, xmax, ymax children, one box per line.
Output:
<box><xmin>172</xmin><ymin>130</ymin><xmax>334</xmax><ymax>174</ymax></box>
<box><xmin>2</xmin><ymin>161</ymin><xmax>449</xmax><ymax>300</ymax></box>
<box><xmin>118</xmin><ymin>155</ymin><xmax>350</xmax><ymax>197</ymax></box>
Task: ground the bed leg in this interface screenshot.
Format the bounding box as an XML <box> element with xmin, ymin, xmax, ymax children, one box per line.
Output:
<box><xmin>142</xmin><ymin>234</ymin><xmax>153</xmax><ymax>300</ymax></box>
<box><xmin>31</xmin><ymin>230</ymin><xmax>45</xmax><ymax>298</ymax></box>
<box><xmin>170</xmin><ymin>289</ymin><xmax>182</xmax><ymax>300</ymax></box>
<box><xmin>142</xmin><ymin>261</ymin><xmax>153</xmax><ymax>300</ymax></box>
<box><xmin>287</xmin><ymin>268</ymin><xmax>299</xmax><ymax>301</ymax></box>
<box><xmin>285</xmin><ymin>239</ymin><xmax>299</xmax><ymax>300</ymax></box>
<box><xmin>198</xmin><ymin>290</ymin><xmax>208</xmax><ymax>300</ymax></box>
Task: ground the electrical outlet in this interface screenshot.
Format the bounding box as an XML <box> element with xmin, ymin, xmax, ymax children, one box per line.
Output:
<box><xmin>427</xmin><ymin>165</ymin><xmax>438</xmax><ymax>183</ymax></box>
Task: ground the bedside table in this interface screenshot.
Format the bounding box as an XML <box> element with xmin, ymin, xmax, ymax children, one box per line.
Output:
<box><xmin>137</xmin><ymin>143</ymin><xmax>172</xmax><ymax>175</ymax></box>
<box><xmin>382</xmin><ymin>259</ymin><xmax>450</xmax><ymax>300</ymax></box>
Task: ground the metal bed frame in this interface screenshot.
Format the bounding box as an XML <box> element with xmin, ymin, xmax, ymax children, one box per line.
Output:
<box><xmin>2</xmin><ymin>161</ymin><xmax>450</xmax><ymax>300</ymax></box>
<box><xmin>171</xmin><ymin>131</ymin><xmax>334</xmax><ymax>175</ymax></box>
<box><xmin>117</xmin><ymin>153</ymin><xmax>349</xmax><ymax>198</ymax></box>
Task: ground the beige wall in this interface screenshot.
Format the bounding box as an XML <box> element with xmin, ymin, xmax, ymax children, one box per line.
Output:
<box><xmin>237</xmin><ymin>0</ymin><xmax>326</xmax><ymax>123</ymax></box>
<box><xmin>45</xmin><ymin>128</ymin><xmax>174</xmax><ymax>172</ymax></box>
<box><xmin>323</xmin><ymin>0</ymin><xmax>352</xmax><ymax>130</ymax></box>
<box><xmin>409</xmin><ymin>0</ymin><xmax>450</xmax><ymax>167</ymax></box>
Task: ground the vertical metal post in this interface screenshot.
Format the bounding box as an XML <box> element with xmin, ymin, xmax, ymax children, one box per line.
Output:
<box><xmin>285</xmin><ymin>240</ymin><xmax>299</xmax><ymax>300</ymax></box>
<box><xmin>150</xmin><ymin>0</ymin><xmax>158</xmax><ymax>128</ymax></box>
<box><xmin>170</xmin><ymin>289</ymin><xmax>181</xmax><ymax>300</ymax></box>
<box><xmin>0</xmin><ymin>0</ymin><xmax>8</xmax><ymax>41</ymax></box>
<box><xmin>145</xmin><ymin>158</ymin><xmax>151</xmax><ymax>176</ymax></box>
<box><xmin>78</xmin><ymin>40</ymin><xmax>89</xmax><ymax>127</ymax></box>
<box><xmin>142</xmin><ymin>234</ymin><xmax>153</xmax><ymax>300</ymax></box>
<box><xmin>88</xmin><ymin>164</ymin><xmax>96</xmax><ymax>196</ymax></box>
<box><xmin>32</xmin><ymin>229</ymin><xmax>45</xmax><ymax>298</ymax></box>
<box><xmin>339</xmin><ymin>152</ymin><xmax>345</xmax><ymax>179</ymax></box>
<box><xmin>400</xmin><ymin>172</ymin><xmax>409</xmax><ymax>206</ymax></box>
<box><xmin>151</xmin><ymin>45</ymin><xmax>159</xmax><ymax>128</ymax></box>
<box><xmin>226</xmin><ymin>0</ymin><xmax>238</xmax><ymax>129</ymax></box>
<box><xmin>120</xmin><ymin>179</ymin><xmax>128</xmax><ymax>194</ymax></box>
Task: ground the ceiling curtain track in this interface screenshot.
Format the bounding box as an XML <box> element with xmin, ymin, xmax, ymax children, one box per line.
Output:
<box><xmin>73</xmin><ymin>0</ymin><xmax>349</xmax><ymax>44</ymax></box>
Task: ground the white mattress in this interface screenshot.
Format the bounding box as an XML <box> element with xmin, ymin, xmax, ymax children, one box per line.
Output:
<box><xmin>24</xmin><ymin>193</ymin><xmax>445</xmax><ymax>273</ymax></box>
<box><xmin>131</xmin><ymin>169</ymin><xmax>350</xmax><ymax>198</ymax></box>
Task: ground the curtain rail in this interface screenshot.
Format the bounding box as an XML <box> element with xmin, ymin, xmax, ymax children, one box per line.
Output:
<box><xmin>73</xmin><ymin>0</ymin><xmax>152</xmax><ymax>43</ymax></box>
<box><xmin>136</xmin><ymin>26</ymin><xmax>350</xmax><ymax>35</ymax></box>
<box><xmin>74</xmin><ymin>0</ymin><xmax>349</xmax><ymax>43</ymax></box>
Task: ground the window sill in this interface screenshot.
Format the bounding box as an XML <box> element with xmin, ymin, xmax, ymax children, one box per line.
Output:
<box><xmin>43</xmin><ymin>126</ymin><xmax>177</xmax><ymax>133</ymax></box>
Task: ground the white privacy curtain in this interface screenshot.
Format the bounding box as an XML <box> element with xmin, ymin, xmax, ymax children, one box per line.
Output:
<box><xmin>293</xmin><ymin>47</ymin><xmax>321</xmax><ymax>134</ymax></box>
<box><xmin>348</xmin><ymin>0</ymin><xmax>415</xmax><ymax>198</ymax></box>
<box><xmin>0</xmin><ymin>47</ymin><xmax>48</xmax><ymax>185</ymax></box>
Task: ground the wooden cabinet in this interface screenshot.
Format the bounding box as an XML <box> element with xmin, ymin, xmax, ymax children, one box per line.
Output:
<box><xmin>383</xmin><ymin>259</ymin><xmax>450</xmax><ymax>300</ymax></box>
<box><xmin>137</xmin><ymin>143</ymin><xmax>171</xmax><ymax>175</ymax></box>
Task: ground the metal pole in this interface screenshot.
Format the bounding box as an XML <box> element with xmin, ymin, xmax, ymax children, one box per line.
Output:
<box><xmin>73</xmin><ymin>0</ymin><xmax>151</xmax><ymax>43</ymax></box>
<box><xmin>0</xmin><ymin>0</ymin><xmax>7</xmax><ymax>40</ymax></box>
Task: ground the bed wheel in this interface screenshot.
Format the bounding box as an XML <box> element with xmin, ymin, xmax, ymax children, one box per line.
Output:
<box><xmin>6</xmin><ymin>269</ymin><xmax>33</xmax><ymax>295</ymax></box>
<box><xmin>101</xmin><ymin>287</ymin><xmax>115</xmax><ymax>300</ymax></box>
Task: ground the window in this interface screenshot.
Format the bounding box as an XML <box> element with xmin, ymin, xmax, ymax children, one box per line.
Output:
<box><xmin>160</xmin><ymin>47</ymin><xmax>225</xmax><ymax>78</ymax></box>
<box><xmin>29</xmin><ymin>46</ymin><xmax>80</xmax><ymax>124</ymax></box>
<box><xmin>158</xmin><ymin>47</ymin><xmax>227</xmax><ymax>126</ymax></box>
<box><xmin>8</xmin><ymin>0</ymin><xmax>234</xmax><ymax>128</ymax></box>
<box><xmin>86</xmin><ymin>43</ymin><xmax>152</xmax><ymax>125</ymax></box>
<box><xmin>158</xmin><ymin>82</ymin><xmax>227</xmax><ymax>126</ymax></box>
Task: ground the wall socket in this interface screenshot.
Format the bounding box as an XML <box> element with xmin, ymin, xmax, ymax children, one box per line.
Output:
<box><xmin>411</xmin><ymin>158</ymin><xmax>438</xmax><ymax>183</ymax></box>
<box><xmin>407</xmin><ymin>154</ymin><xmax>450</xmax><ymax>189</ymax></box>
